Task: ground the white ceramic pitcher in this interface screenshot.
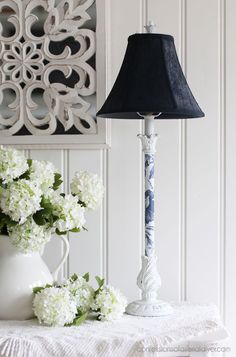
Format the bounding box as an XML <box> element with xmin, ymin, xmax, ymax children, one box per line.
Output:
<box><xmin>0</xmin><ymin>234</ymin><xmax>69</xmax><ymax>320</ymax></box>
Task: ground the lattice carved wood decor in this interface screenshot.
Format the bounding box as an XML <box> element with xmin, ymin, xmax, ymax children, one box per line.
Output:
<box><xmin>0</xmin><ymin>0</ymin><xmax>98</xmax><ymax>140</ymax></box>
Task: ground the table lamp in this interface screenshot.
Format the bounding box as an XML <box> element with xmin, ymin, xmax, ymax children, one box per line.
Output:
<box><xmin>97</xmin><ymin>22</ymin><xmax>205</xmax><ymax>317</ymax></box>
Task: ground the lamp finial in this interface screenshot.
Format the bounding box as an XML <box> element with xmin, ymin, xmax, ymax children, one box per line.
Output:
<box><xmin>145</xmin><ymin>20</ymin><xmax>157</xmax><ymax>33</ymax></box>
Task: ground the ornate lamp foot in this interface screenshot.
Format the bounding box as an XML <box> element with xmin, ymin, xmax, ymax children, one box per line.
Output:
<box><xmin>126</xmin><ymin>299</ymin><xmax>173</xmax><ymax>317</ymax></box>
<box><xmin>126</xmin><ymin>254</ymin><xmax>173</xmax><ymax>317</ymax></box>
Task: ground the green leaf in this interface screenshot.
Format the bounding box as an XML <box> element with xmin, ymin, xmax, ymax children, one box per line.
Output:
<box><xmin>33</xmin><ymin>196</ymin><xmax>56</xmax><ymax>227</ymax></box>
<box><xmin>70</xmin><ymin>228</ymin><xmax>81</xmax><ymax>233</ymax></box>
<box><xmin>18</xmin><ymin>170</ymin><xmax>30</xmax><ymax>180</ymax></box>
<box><xmin>45</xmin><ymin>284</ymin><xmax>53</xmax><ymax>288</ymax></box>
<box><xmin>33</xmin><ymin>212</ymin><xmax>46</xmax><ymax>226</ymax></box>
<box><xmin>53</xmin><ymin>173</ymin><xmax>63</xmax><ymax>191</ymax></box>
<box><xmin>0</xmin><ymin>225</ymin><xmax>8</xmax><ymax>235</ymax></box>
<box><xmin>83</xmin><ymin>272</ymin><xmax>89</xmax><ymax>282</ymax></box>
<box><xmin>55</xmin><ymin>228</ymin><xmax>67</xmax><ymax>236</ymax></box>
<box><xmin>0</xmin><ymin>211</ymin><xmax>17</xmax><ymax>228</ymax></box>
<box><xmin>27</xmin><ymin>159</ymin><xmax>33</xmax><ymax>168</ymax></box>
<box><xmin>95</xmin><ymin>276</ymin><xmax>105</xmax><ymax>289</ymax></box>
<box><xmin>66</xmin><ymin>312</ymin><xmax>88</xmax><ymax>327</ymax></box>
<box><xmin>33</xmin><ymin>283</ymin><xmax>54</xmax><ymax>295</ymax></box>
<box><xmin>70</xmin><ymin>273</ymin><xmax>78</xmax><ymax>282</ymax></box>
<box><xmin>41</xmin><ymin>196</ymin><xmax>54</xmax><ymax>210</ymax></box>
<box><xmin>78</xmin><ymin>200</ymin><xmax>86</xmax><ymax>208</ymax></box>
<box><xmin>48</xmin><ymin>215</ymin><xmax>54</xmax><ymax>227</ymax></box>
<box><xmin>74</xmin><ymin>312</ymin><xmax>88</xmax><ymax>326</ymax></box>
<box><xmin>7</xmin><ymin>220</ymin><xmax>17</xmax><ymax>227</ymax></box>
<box><xmin>41</xmin><ymin>207</ymin><xmax>53</xmax><ymax>215</ymax></box>
<box><xmin>33</xmin><ymin>286</ymin><xmax>44</xmax><ymax>294</ymax></box>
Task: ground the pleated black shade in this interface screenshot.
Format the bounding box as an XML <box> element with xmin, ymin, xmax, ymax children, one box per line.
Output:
<box><xmin>97</xmin><ymin>33</ymin><xmax>204</xmax><ymax>119</ymax></box>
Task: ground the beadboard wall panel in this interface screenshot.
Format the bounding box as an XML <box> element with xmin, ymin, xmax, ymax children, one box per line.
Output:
<box><xmin>68</xmin><ymin>149</ymin><xmax>104</xmax><ymax>286</ymax></box>
<box><xmin>22</xmin><ymin>0</ymin><xmax>235</xmax><ymax>353</ymax></box>
<box><xmin>107</xmin><ymin>0</ymin><xmax>143</xmax><ymax>301</ymax></box>
<box><xmin>148</xmin><ymin>0</ymin><xmax>182</xmax><ymax>302</ymax></box>
<box><xmin>225</xmin><ymin>0</ymin><xmax>236</xmax><ymax>355</ymax></box>
<box><xmin>185</xmin><ymin>0</ymin><xmax>220</xmax><ymax>304</ymax></box>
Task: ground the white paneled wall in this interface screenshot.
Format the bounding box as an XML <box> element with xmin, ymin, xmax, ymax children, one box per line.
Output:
<box><xmin>26</xmin><ymin>0</ymin><xmax>235</xmax><ymax>354</ymax></box>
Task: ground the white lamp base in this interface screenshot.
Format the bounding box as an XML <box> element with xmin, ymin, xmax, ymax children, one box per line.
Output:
<box><xmin>126</xmin><ymin>299</ymin><xmax>173</xmax><ymax>317</ymax></box>
<box><xmin>127</xmin><ymin>117</ymin><xmax>173</xmax><ymax>318</ymax></box>
<box><xmin>125</xmin><ymin>254</ymin><xmax>173</xmax><ymax>317</ymax></box>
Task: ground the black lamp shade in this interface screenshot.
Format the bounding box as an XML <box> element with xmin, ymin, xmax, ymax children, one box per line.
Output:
<box><xmin>97</xmin><ymin>33</ymin><xmax>204</xmax><ymax>119</ymax></box>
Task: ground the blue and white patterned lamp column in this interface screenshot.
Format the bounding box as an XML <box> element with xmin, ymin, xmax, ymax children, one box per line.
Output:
<box><xmin>144</xmin><ymin>150</ymin><xmax>156</xmax><ymax>257</ymax></box>
<box><xmin>126</xmin><ymin>115</ymin><xmax>173</xmax><ymax>317</ymax></box>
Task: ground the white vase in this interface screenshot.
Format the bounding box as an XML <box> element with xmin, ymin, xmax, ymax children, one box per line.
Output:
<box><xmin>0</xmin><ymin>234</ymin><xmax>69</xmax><ymax>320</ymax></box>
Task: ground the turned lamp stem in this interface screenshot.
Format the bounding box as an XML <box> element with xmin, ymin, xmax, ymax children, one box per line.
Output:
<box><xmin>126</xmin><ymin>114</ymin><xmax>174</xmax><ymax>313</ymax></box>
<box><xmin>143</xmin><ymin>114</ymin><xmax>157</xmax><ymax>257</ymax></box>
<box><xmin>144</xmin><ymin>115</ymin><xmax>155</xmax><ymax>136</ymax></box>
<box><xmin>138</xmin><ymin>113</ymin><xmax>160</xmax><ymax>257</ymax></box>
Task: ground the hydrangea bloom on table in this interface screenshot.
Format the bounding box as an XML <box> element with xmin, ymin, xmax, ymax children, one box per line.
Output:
<box><xmin>91</xmin><ymin>281</ymin><xmax>128</xmax><ymax>321</ymax></box>
<box><xmin>65</xmin><ymin>274</ymin><xmax>94</xmax><ymax>313</ymax></box>
<box><xmin>0</xmin><ymin>146</ymin><xmax>104</xmax><ymax>253</ymax></box>
<box><xmin>33</xmin><ymin>273</ymin><xmax>127</xmax><ymax>327</ymax></box>
<box><xmin>33</xmin><ymin>287</ymin><xmax>77</xmax><ymax>327</ymax></box>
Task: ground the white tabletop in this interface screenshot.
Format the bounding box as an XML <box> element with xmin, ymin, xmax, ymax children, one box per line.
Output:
<box><xmin>0</xmin><ymin>302</ymin><xmax>227</xmax><ymax>357</ymax></box>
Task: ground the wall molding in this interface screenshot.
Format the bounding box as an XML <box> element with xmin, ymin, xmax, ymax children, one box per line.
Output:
<box><xmin>179</xmin><ymin>0</ymin><xmax>187</xmax><ymax>302</ymax></box>
<box><xmin>218</xmin><ymin>0</ymin><xmax>226</xmax><ymax>324</ymax></box>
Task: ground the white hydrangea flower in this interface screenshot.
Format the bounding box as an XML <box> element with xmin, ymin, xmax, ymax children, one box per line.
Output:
<box><xmin>33</xmin><ymin>287</ymin><xmax>77</xmax><ymax>327</ymax></box>
<box><xmin>0</xmin><ymin>146</ymin><xmax>28</xmax><ymax>183</ymax></box>
<box><xmin>92</xmin><ymin>285</ymin><xmax>127</xmax><ymax>321</ymax></box>
<box><xmin>29</xmin><ymin>160</ymin><xmax>56</xmax><ymax>193</ymax></box>
<box><xmin>49</xmin><ymin>191</ymin><xmax>85</xmax><ymax>232</ymax></box>
<box><xmin>0</xmin><ymin>179</ymin><xmax>42</xmax><ymax>224</ymax></box>
<box><xmin>65</xmin><ymin>276</ymin><xmax>94</xmax><ymax>313</ymax></box>
<box><xmin>8</xmin><ymin>218</ymin><xmax>51</xmax><ymax>253</ymax></box>
<box><xmin>70</xmin><ymin>171</ymin><xmax>104</xmax><ymax>210</ymax></box>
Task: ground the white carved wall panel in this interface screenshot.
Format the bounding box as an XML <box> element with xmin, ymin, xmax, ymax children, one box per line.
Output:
<box><xmin>0</xmin><ymin>0</ymin><xmax>109</xmax><ymax>147</ymax></box>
